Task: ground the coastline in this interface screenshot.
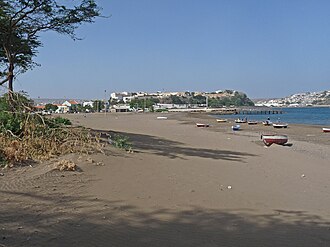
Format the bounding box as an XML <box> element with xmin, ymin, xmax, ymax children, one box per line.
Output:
<box><xmin>1</xmin><ymin>112</ymin><xmax>329</xmax><ymax>246</ymax></box>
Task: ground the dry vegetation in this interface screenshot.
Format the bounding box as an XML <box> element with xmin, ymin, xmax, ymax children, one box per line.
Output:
<box><xmin>0</xmin><ymin>93</ymin><xmax>104</xmax><ymax>168</ymax></box>
<box><xmin>0</xmin><ymin>122</ymin><xmax>104</xmax><ymax>167</ymax></box>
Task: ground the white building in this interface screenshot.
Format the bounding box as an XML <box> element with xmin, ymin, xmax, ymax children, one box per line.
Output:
<box><xmin>55</xmin><ymin>104</ymin><xmax>69</xmax><ymax>113</ymax></box>
<box><xmin>83</xmin><ymin>101</ymin><xmax>94</xmax><ymax>108</ymax></box>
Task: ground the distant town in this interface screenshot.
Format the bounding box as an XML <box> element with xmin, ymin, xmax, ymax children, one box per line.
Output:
<box><xmin>255</xmin><ymin>90</ymin><xmax>330</xmax><ymax>107</ymax></box>
<box><xmin>33</xmin><ymin>89</ymin><xmax>330</xmax><ymax>114</ymax></box>
<box><xmin>33</xmin><ymin>90</ymin><xmax>254</xmax><ymax>114</ymax></box>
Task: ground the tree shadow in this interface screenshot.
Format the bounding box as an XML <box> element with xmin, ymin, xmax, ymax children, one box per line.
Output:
<box><xmin>0</xmin><ymin>189</ymin><xmax>329</xmax><ymax>247</ymax></box>
<box><xmin>94</xmin><ymin>129</ymin><xmax>256</xmax><ymax>162</ymax></box>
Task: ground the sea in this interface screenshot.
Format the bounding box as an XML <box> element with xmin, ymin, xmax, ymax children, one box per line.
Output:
<box><xmin>214</xmin><ymin>107</ymin><xmax>330</xmax><ymax>126</ymax></box>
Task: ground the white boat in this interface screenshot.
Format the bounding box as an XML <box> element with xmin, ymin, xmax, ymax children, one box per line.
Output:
<box><xmin>157</xmin><ymin>116</ymin><xmax>168</xmax><ymax>120</ymax></box>
<box><xmin>322</xmin><ymin>127</ymin><xmax>330</xmax><ymax>133</ymax></box>
<box><xmin>262</xmin><ymin>121</ymin><xmax>273</xmax><ymax>126</ymax></box>
<box><xmin>196</xmin><ymin>123</ymin><xmax>210</xmax><ymax>128</ymax></box>
<box><xmin>216</xmin><ymin>119</ymin><xmax>227</xmax><ymax>123</ymax></box>
<box><xmin>235</xmin><ymin>119</ymin><xmax>247</xmax><ymax>123</ymax></box>
<box><xmin>261</xmin><ymin>134</ymin><xmax>288</xmax><ymax>146</ymax></box>
<box><xmin>273</xmin><ymin>123</ymin><xmax>288</xmax><ymax>128</ymax></box>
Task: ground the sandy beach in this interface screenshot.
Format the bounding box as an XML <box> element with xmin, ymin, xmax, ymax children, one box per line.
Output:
<box><xmin>1</xmin><ymin>112</ymin><xmax>329</xmax><ymax>246</ymax></box>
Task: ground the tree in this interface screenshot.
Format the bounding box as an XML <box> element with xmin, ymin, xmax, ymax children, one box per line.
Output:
<box><xmin>93</xmin><ymin>100</ymin><xmax>104</xmax><ymax>112</ymax></box>
<box><xmin>45</xmin><ymin>103</ymin><xmax>58</xmax><ymax>112</ymax></box>
<box><xmin>129</xmin><ymin>98</ymin><xmax>159</xmax><ymax>110</ymax></box>
<box><xmin>70</xmin><ymin>104</ymin><xmax>83</xmax><ymax>113</ymax></box>
<box><xmin>0</xmin><ymin>0</ymin><xmax>101</xmax><ymax>94</ymax></box>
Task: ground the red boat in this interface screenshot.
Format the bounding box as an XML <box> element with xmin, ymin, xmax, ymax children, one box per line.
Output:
<box><xmin>196</xmin><ymin>123</ymin><xmax>210</xmax><ymax>128</ymax></box>
<box><xmin>323</xmin><ymin>128</ymin><xmax>330</xmax><ymax>133</ymax></box>
<box><xmin>261</xmin><ymin>134</ymin><xmax>288</xmax><ymax>146</ymax></box>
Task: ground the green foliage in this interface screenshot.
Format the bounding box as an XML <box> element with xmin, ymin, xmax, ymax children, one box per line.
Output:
<box><xmin>83</xmin><ymin>104</ymin><xmax>93</xmax><ymax>113</ymax></box>
<box><xmin>43</xmin><ymin>116</ymin><xmax>72</xmax><ymax>129</ymax></box>
<box><xmin>0</xmin><ymin>92</ymin><xmax>103</xmax><ymax>165</ymax></box>
<box><xmin>0</xmin><ymin>93</ymin><xmax>73</xmax><ymax>136</ymax></box>
<box><xmin>45</xmin><ymin>103</ymin><xmax>58</xmax><ymax>112</ymax></box>
<box><xmin>0</xmin><ymin>0</ymin><xmax>101</xmax><ymax>91</ymax></box>
<box><xmin>155</xmin><ymin>109</ymin><xmax>169</xmax><ymax>113</ymax></box>
<box><xmin>70</xmin><ymin>104</ymin><xmax>83</xmax><ymax>113</ymax></box>
<box><xmin>188</xmin><ymin>95</ymin><xmax>206</xmax><ymax>105</ymax></box>
<box><xmin>110</xmin><ymin>134</ymin><xmax>132</xmax><ymax>150</ymax></box>
<box><xmin>93</xmin><ymin>100</ymin><xmax>105</xmax><ymax>112</ymax></box>
<box><xmin>129</xmin><ymin>98</ymin><xmax>160</xmax><ymax>110</ymax></box>
<box><xmin>208</xmin><ymin>93</ymin><xmax>254</xmax><ymax>107</ymax></box>
<box><xmin>0</xmin><ymin>111</ymin><xmax>21</xmax><ymax>135</ymax></box>
<box><xmin>170</xmin><ymin>95</ymin><xmax>185</xmax><ymax>104</ymax></box>
<box><xmin>0</xmin><ymin>92</ymin><xmax>34</xmax><ymax>135</ymax></box>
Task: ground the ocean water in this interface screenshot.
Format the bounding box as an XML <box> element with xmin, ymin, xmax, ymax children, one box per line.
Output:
<box><xmin>214</xmin><ymin>107</ymin><xmax>330</xmax><ymax>126</ymax></box>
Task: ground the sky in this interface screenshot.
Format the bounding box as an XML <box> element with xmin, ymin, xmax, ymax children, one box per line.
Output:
<box><xmin>14</xmin><ymin>0</ymin><xmax>330</xmax><ymax>99</ymax></box>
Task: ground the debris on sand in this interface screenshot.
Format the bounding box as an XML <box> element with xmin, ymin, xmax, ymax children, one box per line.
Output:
<box><xmin>55</xmin><ymin>160</ymin><xmax>77</xmax><ymax>171</ymax></box>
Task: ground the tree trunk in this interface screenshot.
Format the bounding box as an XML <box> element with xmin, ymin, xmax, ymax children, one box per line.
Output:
<box><xmin>8</xmin><ymin>62</ymin><xmax>14</xmax><ymax>93</ymax></box>
<box><xmin>7</xmin><ymin>62</ymin><xmax>15</xmax><ymax>110</ymax></box>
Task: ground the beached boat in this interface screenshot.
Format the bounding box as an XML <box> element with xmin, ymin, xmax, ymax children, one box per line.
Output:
<box><xmin>235</xmin><ymin>119</ymin><xmax>247</xmax><ymax>123</ymax></box>
<box><xmin>232</xmin><ymin>124</ymin><xmax>241</xmax><ymax>131</ymax></box>
<box><xmin>216</xmin><ymin>119</ymin><xmax>227</xmax><ymax>123</ymax></box>
<box><xmin>261</xmin><ymin>134</ymin><xmax>288</xmax><ymax>146</ymax></box>
<box><xmin>196</xmin><ymin>123</ymin><xmax>210</xmax><ymax>128</ymax></box>
<box><xmin>248</xmin><ymin>121</ymin><xmax>258</xmax><ymax>125</ymax></box>
<box><xmin>322</xmin><ymin>127</ymin><xmax>330</xmax><ymax>133</ymax></box>
<box><xmin>262</xmin><ymin>120</ymin><xmax>273</xmax><ymax>126</ymax></box>
<box><xmin>273</xmin><ymin>123</ymin><xmax>288</xmax><ymax>128</ymax></box>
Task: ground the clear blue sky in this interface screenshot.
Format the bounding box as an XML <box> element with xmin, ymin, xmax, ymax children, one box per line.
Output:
<box><xmin>16</xmin><ymin>0</ymin><xmax>330</xmax><ymax>99</ymax></box>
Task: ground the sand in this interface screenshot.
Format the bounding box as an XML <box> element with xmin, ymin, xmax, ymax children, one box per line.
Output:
<box><xmin>1</xmin><ymin>112</ymin><xmax>329</xmax><ymax>246</ymax></box>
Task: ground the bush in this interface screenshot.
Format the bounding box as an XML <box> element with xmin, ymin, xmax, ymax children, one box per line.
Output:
<box><xmin>42</xmin><ymin>116</ymin><xmax>72</xmax><ymax>129</ymax></box>
<box><xmin>155</xmin><ymin>109</ymin><xmax>168</xmax><ymax>113</ymax></box>
<box><xmin>109</xmin><ymin>134</ymin><xmax>132</xmax><ymax>150</ymax></box>
<box><xmin>0</xmin><ymin>92</ymin><xmax>103</xmax><ymax>166</ymax></box>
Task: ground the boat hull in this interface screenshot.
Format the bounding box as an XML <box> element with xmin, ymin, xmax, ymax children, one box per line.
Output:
<box><xmin>273</xmin><ymin>123</ymin><xmax>288</xmax><ymax>128</ymax></box>
<box><xmin>323</xmin><ymin>128</ymin><xmax>330</xmax><ymax>133</ymax></box>
<box><xmin>235</xmin><ymin>120</ymin><xmax>247</xmax><ymax>123</ymax></box>
<box><xmin>196</xmin><ymin>123</ymin><xmax>209</xmax><ymax>128</ymax></box>
<box><xmin>261</xmin><ymin>134</ymin><xmax>288</xmax><ymax>146</ymax></box>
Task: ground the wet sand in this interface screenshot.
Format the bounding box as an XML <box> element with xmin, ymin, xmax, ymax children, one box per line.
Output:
<box><xmin>1</xmin><ymin>112</ymin><xmax>329</xmax><ymax>246</ymax></box>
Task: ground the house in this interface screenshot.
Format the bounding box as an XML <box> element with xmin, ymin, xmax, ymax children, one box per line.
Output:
<box><xmin>110</xmin><ymin>105</ymin><xmax>131</xmax><ymax>113</ymax></box>
<box><xmin>34</xmin><ymin>105</ymin><xmax>45</xmax><ymax>111</ymax></box>
<box><xmin>83</xmin><ymin>101</ymin><xmax>94</xmax><ymax>108</ymax></box>
<box><xmin>62</xmin><ymin>100</ymin><xmax>79</xmax><ymax>107</ymax></box>
<box><xmin>55</xmin><ymin>104</ymin><xmax>69</xmax><ymax>113</ymax></box>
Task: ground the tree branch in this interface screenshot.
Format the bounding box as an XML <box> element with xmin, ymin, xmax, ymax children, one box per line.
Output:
<box><xmin>0</xmin><ymin>77</ymin><xmax>9</xmax><ymax>85</ymax></box>
<box><xmin>11</xmin><ymin>2</ymin><xmax>44</xmax><ymax>28</ymax></box>
<box><xmin>10</xmin><ymin>0</ymin><xmax>33</xmax><ymax>22</ymax></box>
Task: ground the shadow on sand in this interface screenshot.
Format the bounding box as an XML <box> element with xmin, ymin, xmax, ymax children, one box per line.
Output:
<box><xmin>0</xmin><ymin>189</ymin><xmax>329</xmax><ymax>247</ymax></box>
<box><xmin>95</xmin><ymin>130</ymin><xmax>257</xmax><ymax>162</ymax></box>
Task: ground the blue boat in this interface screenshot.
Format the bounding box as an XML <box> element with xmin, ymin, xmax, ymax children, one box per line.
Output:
<box><xmin>232</xmin><ymin>124</ymin><xmax>241</xmax><ymax>131</ymax></box>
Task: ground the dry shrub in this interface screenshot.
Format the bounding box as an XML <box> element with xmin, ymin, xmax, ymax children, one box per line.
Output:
<box><xmin>2</xmin><ymin>140</ymin><xmax>26</xmax><ymax>164</ymax></box>
<box><xmin>0</xmin><ymin>116</ymin><xmax>103</xmax><ymax>167</ymax></box>
<box><xmin>55</xmin><ymin>160</ymin><xmax>77</xmax><ymax>171</ymax></box>
<box><xmin>0</xmin><ymin>92</ymin><xmax>105</xmax><ymax>167</ymax></box>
